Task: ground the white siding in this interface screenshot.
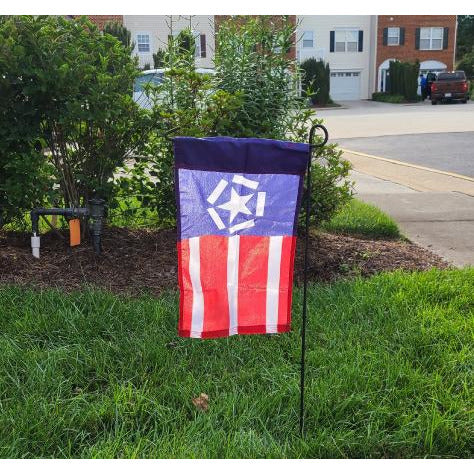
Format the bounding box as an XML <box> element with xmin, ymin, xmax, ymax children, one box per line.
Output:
<box><xmin>296</xmin><ymin>15</ymin><xmax>377</xmax><ymax>100</ymax></box>
<box><xmin>123</xmin><ymin>15</ymin><xmax>215</xmax><ymax>69</ymax></box>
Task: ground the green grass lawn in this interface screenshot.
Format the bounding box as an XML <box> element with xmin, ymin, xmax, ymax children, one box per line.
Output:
<box><xmin>322</xmin><ymin>199</ymin><xmax>402</xmax><ymax>239</ymax></box>
<box><xmin>0</xmin><ymin>268</ymin><xmax>472</xmax><ymax>458</ymax></box>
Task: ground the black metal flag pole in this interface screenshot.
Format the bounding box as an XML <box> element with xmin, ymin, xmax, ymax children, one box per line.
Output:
<box><xmin>300</xmin><ymin>123</ymin><xmax>329</xmax><ymax>436</ymax></box>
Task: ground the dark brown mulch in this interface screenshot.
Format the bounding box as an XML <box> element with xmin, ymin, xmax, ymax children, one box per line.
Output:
<box><xmin>0</xmin><ymin>227</ymin><xmax>449</xmax><ymax>296</ymax></box>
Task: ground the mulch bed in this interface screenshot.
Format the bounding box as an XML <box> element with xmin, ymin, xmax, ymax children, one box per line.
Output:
<box><xmin>0</xmin><ymin>227</ymin><xmax>449</xmax><ymax>297</ymax></box>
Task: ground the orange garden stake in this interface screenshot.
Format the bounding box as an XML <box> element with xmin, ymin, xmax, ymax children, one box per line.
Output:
<box><xmin>69</xmin><ymin>219</ymin><xmax>81</xmax><ymax>246</ymax></box>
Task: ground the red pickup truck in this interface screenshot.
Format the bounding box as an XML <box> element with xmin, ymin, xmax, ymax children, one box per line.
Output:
<box><xmin>430</xmin><ymin>71</ymin><xmax>470</xmax><ymax>105</ymax></box>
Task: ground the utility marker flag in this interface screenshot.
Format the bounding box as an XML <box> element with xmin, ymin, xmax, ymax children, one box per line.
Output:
<box><xmin>174</xmin><ymin>136</ymin><xmax>309</xmax><ymax>338</ymax></box>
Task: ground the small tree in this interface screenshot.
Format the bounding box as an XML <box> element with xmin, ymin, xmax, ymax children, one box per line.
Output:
<box><xmin>0</xmin><ymin>18</ymin><xmax>54</xmax><ymax>226</ymax></box>
<box><xmin>388</xmin><ymin>60</ymin><xmax>419</xmax><ymax>101</ymax></box>
<box><xmin>457</xmin><ymin>49</ymin><xmax>474</xmax><ymax>79</ymax></box>
<box><xmin>2</xmin><ymin>16</ymin><xmax>147</xmax><ymax>208</ymax></box>
<box><xmin>301</xmin><ymin>58</ymin><xmax>331</xmax><ymax>106</ymax></box>
<box><xmin>153</xmin><ymin>49</ymin><xmax>165</xmax><ymax>68</ymax></box>
<box><xmin>120</xmin><ymin>18</ymin><xmax>352</xmax><ymax>227</ymax></box>
<box><xmin>103</xmin><ymin>21</ymin><xmax>133</xmax><ymax>50</ymax></box>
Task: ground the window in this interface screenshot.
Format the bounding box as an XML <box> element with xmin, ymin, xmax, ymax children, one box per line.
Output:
<box><xmin>192</xmin><ymin>31</ymin><xmax>201</xmax><ymax>58</ymax></box>
<box><xmin>387</xmin><ymin>27</ymin><xmax>400</xmax><ymax>45</ymax></box>
<box><xmin>330</xmin><ymin>71</ymin><xmax>360</xmax><ymax>77</ymax></box>
<box><xmin>420</xmin><ymin>27</ymin><xmax>443</xmax><ymax>50</ymax></box>
<box><xmin>335</xmin><ymin>30</ymin><xmax>358</xmax><ymax>52</ymax></box>
<box><xmin>302</xmin><ymin>31</ymin><xmax>314</xmax><ymax>48</ymax></box>
<box><xmin>191</xmin><ymin>32</ymin><xmax>207</xmax><ymax>59</ymax></box>
<box><xmin>137</xmin><ymin>34</ymin><xmax>150</xmax><ymax>53</ymax></box>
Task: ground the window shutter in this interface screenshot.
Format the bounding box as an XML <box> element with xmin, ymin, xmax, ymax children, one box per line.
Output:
<box><xmin>200</xmin><ymin>34</ymin><xmax>206</xmax><ymax>58</ymax></box>
<box><xmin>358</xmin><ymin>30</ymin><xmax>363</xmax><ymax>52</ymax></box>
<box><xmin>443</xmin><ymin>27</ymin><xmax>449</xmax><ymax>49</ymax></box>
<box><xmin>383</xmin><ymin>27</ymin><xmax>388</xmax><ymax>46</ymax></box>
<box><xmin>400</xmin><ymin>27</ymin><xmax>405</xmax><ymax>45</ymax></box>
<box><xmin>330</xmin><ymin>31</ymin><xmax>335</xmax><ymax>52</ymax></box>
<box><xmin>415</xmin><ymin>28</ymin><xmax>420</xmax><ymax>50</ymax></box>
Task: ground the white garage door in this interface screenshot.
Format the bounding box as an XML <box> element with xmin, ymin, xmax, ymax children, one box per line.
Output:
<box><xmin>330</xmin><ymin>71</ymin><xmax>361</xmax><ymax>101</ymax></box>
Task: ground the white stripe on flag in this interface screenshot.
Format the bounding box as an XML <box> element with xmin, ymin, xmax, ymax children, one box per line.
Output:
<box><xmin>189</xmin><ymin>237</ymin><xmax>204</xmax><ymax>338</ymax></box>
<box><xmin>207</xmin><ymin>179</ymin><xmax>228</xmax><ymax>204</ymax></box>
<box><xmin>229</xmin><ymin>219</ymin><xmax>255</xmax><ymax>234</ymax></box>
<box><xmin>256</xmin><ymin>192</ymin><xmax>266</xmax><ymax>217</ymax></box>
<box><xmin>207</xmin><ymin>207</ymin><xmax>226</xmax><ymax>230</ymax></box>
<box><xmin>232</xmin><ymin>174</ymin><xmax>259</xmax><ymax>190</ymax></box>
<box><xmin>266</xmin><ymin>236</ymin><xmax>283</xmax><ymax>333</ymax></box>
<box><xmin>227</xmin><ymin>235</ymin><xmax>240</xmax><ymax>335</ymax></box>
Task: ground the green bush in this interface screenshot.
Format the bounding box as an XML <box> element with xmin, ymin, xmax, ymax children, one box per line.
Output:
<box><xmin>371</xmin><ymin>92</ymin><xmax>405</xmax><ymax>103</ymax></box>
<box><xmin>301</xmin><ymin>58</ymin><xmax>331</xmax><ymax>106</ymax></box>
<box><xmin>117</xmin><ymin>17</ymin><xmax>351</xmax><ymax>228</ymax></box>
<box><xmin>0</xmin><ymin>19</ymin><xmax>55</xmax><ymax>226</ymax></box>
<box><xmin>153</xmin><ymin>49</ymin><xmax>165</xmax><ymax>68</ymax></box>
<box><xmin>457</xmin><ymin>49</ymin><xmax>474</xmax><ymax>79</ymax></box>
<box><xmin>0</xmin><ymin>16</ymin><xmax>148</xmax><ymax>209</ymax></box>
<box><xmin>388</xmin><ymin>60</ymin><xmax>419</xmax><ymax>101</ymax></box>
<box><xmin>103</xmin><ymin>21</ymin><xmax>133</xmax><ymax>49</ymax></box>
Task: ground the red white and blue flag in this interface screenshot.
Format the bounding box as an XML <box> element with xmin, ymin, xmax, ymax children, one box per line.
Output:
<box><xmin>174</xmin><ymin>136</ymin><xmax>309</xmax><ymax>338</ymax></box>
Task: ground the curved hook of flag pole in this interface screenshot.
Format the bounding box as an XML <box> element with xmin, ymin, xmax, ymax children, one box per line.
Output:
<box><xmin>308</xmin><ymin>123</ymin><xmax>329</xmax><ymax>150</ymax></box>
<box><xmin>300</xmin><ymin>122</ymin><xmax>329</xmax><ymax>437</ymax></box>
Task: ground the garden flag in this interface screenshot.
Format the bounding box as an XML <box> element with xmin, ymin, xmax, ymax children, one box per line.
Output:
<box><xmin>174</xmin><ymin>136</ymin><xmax>309</xmax><ymax>338</ymax></box>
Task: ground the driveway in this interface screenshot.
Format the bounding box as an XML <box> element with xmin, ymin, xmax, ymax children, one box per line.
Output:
<box><xmin>316</xmin><ymin>100</ymin><xmax>474</xmax><ymax>267</ymax></box>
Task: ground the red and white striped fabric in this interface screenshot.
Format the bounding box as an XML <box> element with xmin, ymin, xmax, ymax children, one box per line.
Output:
<box><xmin>173</xmin><ymin>136</ymin><xmax>309</xmax><ymax>339</ymax></box>
<box><xmin>178</xmin><ymin>235</ymin><xmax>296</xmax><ymax>338</ymax></box>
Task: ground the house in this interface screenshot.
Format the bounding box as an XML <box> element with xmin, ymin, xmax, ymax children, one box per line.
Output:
<box><xmin>376</xmin><ymin>15</ymin><xmax>457</xmax><ymax>92</ymax></box>
<box><xmin>77</xmin><ymin>15</ymin><xmax>123</xmax><ymax>31</ymax></box>
<box><xmin>82</xmin><ymin>15</ymin><xmax>458</xmax><ymax>100</ymax></box>
<box><xmin>123</xmin><ymin>15</ymin><xmax>215</xmax><ymax>69</ymax></box>
<box><xmin>296</xmin><ymin>16</ymin><xmax>378</xmax><ymax>101</ymax></box>
<box><xmin>79</xmin><ymin>15</ymin><xmax>214</xmax><ymax>70</ymax></box>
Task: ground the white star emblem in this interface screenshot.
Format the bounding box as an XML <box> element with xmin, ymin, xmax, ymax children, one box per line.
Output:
<box><xmin>206</xmin><ymin>175</ymin><xmax>267</xmax><ymax>234</ymax></box>
<box><xmin>217</xmin><ymin>187</ymin><xmax>253</xmax><ymax>223</ymax></box>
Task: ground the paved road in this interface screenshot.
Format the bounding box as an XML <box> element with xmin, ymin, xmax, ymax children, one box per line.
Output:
<box><xmin>336</xmin><ymin>132</ymin><xmax>474</xmax><ymax>178</ymax></box>
<box><xmin>315</xmin><ymin>101</ymin><xmax>474</xmax><ymax>267</ymax></box>
<box><xmin>317</xmin><ymin>100</ymin><xmax>474</xmax><ymax>139</ymax></box>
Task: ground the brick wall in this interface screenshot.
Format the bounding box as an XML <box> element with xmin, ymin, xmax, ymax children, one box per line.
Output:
<box><xmin>376</xmin><ymin>15</ymin><xmax>457</xmax><ymax>71</ymax></box>
<box><xmin>77</xmin><ymin>15</ymin><xmax>123</xmax><ymax>31</ymax></box>
<box><xmin>215</xmin><ymin>15</ymin><xmax>297</xmax><ymax>60</ymax></box>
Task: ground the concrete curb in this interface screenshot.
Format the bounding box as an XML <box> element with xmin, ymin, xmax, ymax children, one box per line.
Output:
<box><xmin>341</xmin><ymin>149</ymin><xmax>474</xmax><ymax>197</ymax></box>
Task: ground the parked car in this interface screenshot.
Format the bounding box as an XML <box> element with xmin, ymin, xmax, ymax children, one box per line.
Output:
<box><xmin>430</xmin><ymin>71</ymin><xmax>470</xmax><ymax>105</ymax></box>
<box><xmin>133</xmin><ymin>68</ymin><xmax>216</xmax><ymax>109</ymax></box>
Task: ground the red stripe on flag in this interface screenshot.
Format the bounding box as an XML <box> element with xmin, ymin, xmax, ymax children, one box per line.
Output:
<box><xmin>199</xmin><ymin>235</ymin><xmax>230</xmax><ymax>336</ymax></box>
<box><xmin>238</xmin><ymin>235</ymin><xmax>269</xmax><ymax>334</ymax></box>
<box><xmin>277</xmin><ymin>236</ymin><xmax>296</xmax><ymax>332</ymax></box>
<box><xmin>177</xmin><ymin>240</ymin><xmax>193</xmax><ymax>337</ymax></box>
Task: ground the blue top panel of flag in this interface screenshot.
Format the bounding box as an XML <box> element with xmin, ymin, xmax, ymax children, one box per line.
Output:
<box><xmin>178</xmin><ymin>169</ymin><xmax>300</xmax><ymax>239</ymax></box>
<box><xmin>173</xmin><ymin>136</ymin><xmax>309</xmax><ymax>175</ymax></box>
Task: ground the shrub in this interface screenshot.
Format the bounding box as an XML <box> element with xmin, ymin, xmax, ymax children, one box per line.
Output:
<box><xmin>153</xmin><ymin>49</ymin><xmax>165</xmax><ymax>68</ymax></box>
<box><xmin>0</xmin><ymin>18</ymin><xmax>55</xmax><ymax>226</ymax></box>
<box><xmin>118</xmin><ymin>17</ymin><xmax>352</xmax><ymax>228</ymax></box>
<box><xmin>103</xmin><ymin>21</ymin><xmax>133</xmax><ymax>49</ymax></box>
<box><xmin>301</xmin><ymin>58</ymin><xmax>331</xmax><ymax>106</ymax></box>
<box><xmin>0</xmin><ymin>15</ymin><xmax>148</xmax><ymax>209</ymax></box>
<box><xmin>388</xmin><ymin>60</ymin><xmax>419</xmax><ymax>101</ymax></box>
<box><xmin>457</xmin><ymin>49</ymin><xmax>474</xmax><ymax>79</ymax></box>
<box><xmin>371</xmin><ymin>92</ymin><xmax>405</xmax><ymax>103</ymax></box>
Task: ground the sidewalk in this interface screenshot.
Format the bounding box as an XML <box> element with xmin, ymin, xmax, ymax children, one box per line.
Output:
<box><xmin>348</xmin><ymin>165</ymin><xmax>474</xmax><ymax>267</ymax></box>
